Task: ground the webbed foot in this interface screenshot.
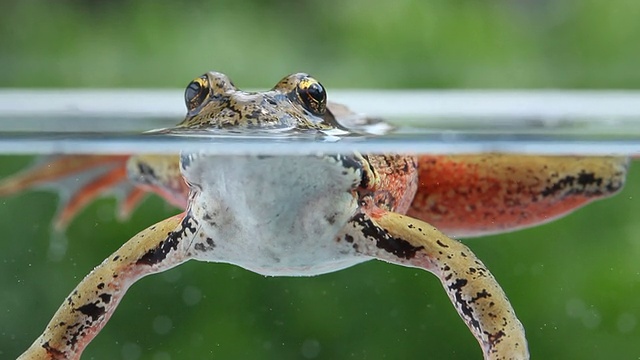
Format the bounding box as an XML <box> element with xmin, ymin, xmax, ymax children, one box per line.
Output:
<box><xmin>0</xmin><ymin>154</ymin><xmax>187</xmax><ymax>230</ymax></box>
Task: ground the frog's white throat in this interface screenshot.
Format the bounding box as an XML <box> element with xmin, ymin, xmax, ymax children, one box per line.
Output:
<box><xmin>181</xmin><ymin>154</ymin><xmax>368</xmax><ymax>276</ymax></box>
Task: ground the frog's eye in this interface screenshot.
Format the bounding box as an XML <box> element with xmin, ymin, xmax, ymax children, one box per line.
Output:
<box><xmin>295</xmin><ymin>77</ymin><xmax>326</xmax><ymax>116</ymax></box>
<box><xmin>185</xmin><ymin>75</ymin><xmax>210</xmax><ymax>111</ymax></box>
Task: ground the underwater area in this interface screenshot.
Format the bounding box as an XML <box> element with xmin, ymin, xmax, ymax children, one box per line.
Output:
<box><xmin>1</xmin><ymin>91</ymin><xmax>640</xmax><ymax>360</ymax></box>
<box><xmin>2</xmin><ymin>1</ymin><xmax>640</xmax><ymax>359</ymax></box>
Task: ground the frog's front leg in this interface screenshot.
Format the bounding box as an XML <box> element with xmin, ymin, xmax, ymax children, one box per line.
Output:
<box><xmin>18</xmin><ymin>213</ymin><xmax>199</xmax><ymax>360</ymax></box>
<box><xmin>343</xmin><ymin>207</ymin><xmax>528</xmax><ymax>360</ymax></box>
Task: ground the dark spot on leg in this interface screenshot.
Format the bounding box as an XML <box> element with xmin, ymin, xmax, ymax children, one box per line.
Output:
<box><xmin>326</xmin><ymin>213</ymin><xmax>337</xmax><ymax>225</ymax></box>
<box><xmin>42</xmin><ymin>341</ymin><xmax>65</xmax><ymax>358</ymax></box>
<box><xmin>447</xmin><ymin>278</ymin><xmax>481</xmax><ymax>331</ymax></box>
<box><xmin>136</xmin><ymin>163</ymin><xmax>158</xmax><ymax>184</ymax></box>
<box><xmin>354</xmin><ymin>213</ymin><xmax>424</xmax><ymax>259</ymax></box>
<box><xmin>470</xmin><ymin>289</ymin><xmax>491</xmax><ymax>303</ymax></box>
<box><xmin>137</xmin><ymin>215</ymin><xmax>197</xmax><ymax>266</ymax></box>
<box><xmin>436</xmin><ymin>239</ymin><xmax>449</xmax><ymax>248</ymax></box>
<box><xmin>206</xmin><ymin>237</ymin><xmax>215</xmax><ymax>247</ymax></box>
<box><xmin>75</xmin><ymin>301</ymin><xmax>106</xmax><ymax>322</ymax></box>
<box><xmin>487</xmin><ymin>330</ymin><xmax>506</xmax><ymax>348</ymax></box>
<box><xmin>99</xmin><ymin>293</ymin><xmax>112</xmax><ymax>304</ymax></box>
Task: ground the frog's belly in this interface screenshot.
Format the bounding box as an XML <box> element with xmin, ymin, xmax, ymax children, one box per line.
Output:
<box><xmin>183</xmin><ymin>154</ymin><xmax>370</xmax><ymax>276</ymax></box>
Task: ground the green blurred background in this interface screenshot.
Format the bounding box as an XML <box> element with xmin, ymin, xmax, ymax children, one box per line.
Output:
<box><xmin>1</xmin><ymin>0</ymin><xmax>640</xmax><ymax>359</ymax></box>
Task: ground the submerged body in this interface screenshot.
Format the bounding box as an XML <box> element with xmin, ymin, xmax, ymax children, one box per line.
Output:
<box><xmin>184</xmin><ymin>154</ymin><xmax>367</xmax><ymax>275</ymax></box>
<box><xmin>2</xmin><ymin>72</ymin><xmax>628</xmax><ymax>360</ymax></box>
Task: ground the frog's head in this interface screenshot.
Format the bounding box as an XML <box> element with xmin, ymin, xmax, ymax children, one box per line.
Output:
<box><xmin>176</xmin><ymin>71</ymin><xmax>345</xmax><ymax>133</ymax></box>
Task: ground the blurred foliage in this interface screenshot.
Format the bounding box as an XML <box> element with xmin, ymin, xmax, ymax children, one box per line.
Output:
<box><xmin>1</xmin><ymin>0</ymin><xmax>640</xmax><ymax>359</ymax></box>
<box><xmin>1</xmin><ymin>0</ymin><xmax>640</xmax><ymax>89</ymax></box>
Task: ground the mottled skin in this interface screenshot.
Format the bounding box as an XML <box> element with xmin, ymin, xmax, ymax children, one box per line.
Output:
<box><xmin>410</xmin><ymin>154</ymin><xmax>628</xmax><ymax>238</ymax></box>
<box><xmin>2</xmin><ymin>71</ymin><xmax>628</xmax><ymax>360</ymax></box>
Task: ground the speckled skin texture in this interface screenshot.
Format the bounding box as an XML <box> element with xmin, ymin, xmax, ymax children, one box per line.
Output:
<box><xmin>4</xmin><ymin>71</ymin><xmax>629</xmax><ymax>360</ymax></box>
<box><xmin>177</xmin><ymin>72</ymin><xmax>345</xmax><ymax>132</ymax></box>
<box><xmin>17</xmin><ymin>214</ymin><xmax>191</xmax><ymax>360</ymax></box>
<box><xmin>408</xmin><ymin>154</ymin><xmax>628</xmax><ymax>238</ymax></box>
<box><xmin>344</xmin><ymin>208</ymin><xmax>528</xmax><ymax>358</ymax></box>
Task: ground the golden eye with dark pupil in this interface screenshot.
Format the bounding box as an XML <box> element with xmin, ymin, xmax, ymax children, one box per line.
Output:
<box><xmin>296</xmin><ymin>77</ymin><xmax>326</xmax><ymax>116</ymax></box>
<box><xmin>185</xmin><ymin>76</ymin><xmax>209</xmax><ymax>111</ymax></box>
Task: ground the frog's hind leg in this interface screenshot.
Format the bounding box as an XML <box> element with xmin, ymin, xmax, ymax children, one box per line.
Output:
<box><xmin>0</xmin><ymin>155</ymin><xmax>128</xmax><ymax>196</ymax></box>
<box><xmin>54</xmin><ymin>154</ymin><xmax>189</xmax><ymax>229</ymax></box>
<box><xmin>0</xmin><ymin>155</ymin><xmax>135</xmax><ymax>229</ymax></box>
<box><xmin>344</xmin><ymin>208</ymin><xmax>528</xmax><ymax>360</ymax></box>
<box><xmin>18</xmin><ymin>213</ymin><xmax>199</xmax><ymax>360</ymax></box>
<box><xmin>0</xmin><ymin>154</ymin><xmax>188</xmax><ymax>230</ymax></box>
<box><xmin>409</xmin><ymin>154</ymin><xmax>628</xmax><ymax>238</ymax></box>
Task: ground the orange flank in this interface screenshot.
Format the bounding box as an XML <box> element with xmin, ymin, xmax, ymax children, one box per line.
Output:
<box><xmin>408</xmin><ymin>154</ymin><xmax>627</xmax><ymax>237</ymax></box>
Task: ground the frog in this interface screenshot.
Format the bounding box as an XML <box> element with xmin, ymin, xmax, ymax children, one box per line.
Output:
<box><xmin>3</xmin><ymin>71</ymin><xmax>628</xmax><ymax>360</ymax></box>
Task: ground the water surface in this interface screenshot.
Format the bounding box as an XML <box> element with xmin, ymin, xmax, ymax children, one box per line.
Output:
<box><xmin>1</xmin><ymin>90</ymin><xmax>640</xmax><ymax>360</ymax></box>
<box><xmin>1</xmin><ymin>89</ymin><xmax>640</xmax><ymax>155</ymax></box>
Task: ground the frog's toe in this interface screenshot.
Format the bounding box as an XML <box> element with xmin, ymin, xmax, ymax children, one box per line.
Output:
<box><xmin>54</xmin><ymin>163</ymin><xmax>130</xmax><ymax>229</ymax></box>
<box><xmin>117</xmin><ymin>187</ymin><xmax>148</xmax><ymax>221</ymax></box>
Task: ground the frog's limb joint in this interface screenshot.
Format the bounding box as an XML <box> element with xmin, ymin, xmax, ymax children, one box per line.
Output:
<box><xmin>345</xmin><ymin>209</ymin><xmax>529</xmax><ymax>360</ymax></box>
<box><xmin>125</xmin><ymin>154</ymin><xmax>187</xmax><ymax>210</ymax></box>
<box><xmin>18</xmin><ymin>213</ymin><xmax>198</xmax><ymax>360</ymax></box>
